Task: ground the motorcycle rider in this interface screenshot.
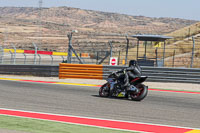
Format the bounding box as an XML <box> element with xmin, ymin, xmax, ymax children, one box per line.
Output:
<box><xmin>109</xmin><ymin>60</ymin><xmax>142</xmax><ymax>96</ymax></box>
<box><xmin>124</xmin><ymin>60</ymin><xmax>142</xmax><ymax>92</ymax></box>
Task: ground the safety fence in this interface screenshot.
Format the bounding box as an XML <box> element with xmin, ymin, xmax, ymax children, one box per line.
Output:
<box><xmin>3</xmin><ymin>48</ymin><xmax>89</xmax><ymax>57</ymax></box>
<box><xmin>0</xmin><ymin>64</ymin><xmax>200</xmax><ymax>84</ymax></box>
<box><xmin>0</xmin><ymin>48</ymin><xmax>90</xmax><ymax>65</ymax></box>
<box><xmin>1</xmin><ymin>34</ymin><xmax>200</xmax><ymax>68</ymax></box>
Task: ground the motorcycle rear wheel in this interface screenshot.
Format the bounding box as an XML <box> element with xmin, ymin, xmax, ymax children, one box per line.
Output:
<box><xmin>99</xmin><ymin>83</ymin><xmax>110</xmax><ymax>97</ymax></box>
<box><xmin>129</xmin><ymin>84</ymin><xmax>148</xmax><ymax>101</ymax></box>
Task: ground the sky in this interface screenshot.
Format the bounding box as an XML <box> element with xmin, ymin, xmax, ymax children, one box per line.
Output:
<box><xmin>0</xmin><ymin>0</ymin><xmax>199</xmax><ymax>20</ymax></box>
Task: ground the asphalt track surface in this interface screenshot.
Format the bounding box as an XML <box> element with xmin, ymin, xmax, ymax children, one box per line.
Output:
<box><xmin>0</xmin><ymin>80</ymin><xmax>200</xmax><ymax>129</ymax></box>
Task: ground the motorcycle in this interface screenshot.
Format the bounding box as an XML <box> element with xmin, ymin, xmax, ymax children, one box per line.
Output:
<box><xmin>99</xmin><ymin>69</ymin><xmax>148</xmax><ymax>101</ymax></box>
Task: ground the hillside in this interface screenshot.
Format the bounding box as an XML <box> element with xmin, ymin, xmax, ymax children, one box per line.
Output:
<box><xmin>164</xmin><ymin>22</ymin><xmax>200</xmax><ymax>68</ymax></box>
<box><xmin>0</xmin><ymin>7</ymin><xmax>197</xmax><ymax>52</ymax></box>
<box><xmin>122</xmin><ymin>22</ymin><xmax>200</xmax><ymax>68</ymax></box>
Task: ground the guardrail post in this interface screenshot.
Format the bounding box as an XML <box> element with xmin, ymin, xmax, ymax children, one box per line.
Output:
<box><xmin>11</xmin><ymin>43</ymin><xmax>16</xmax><ymax>64</ymax></box>
<box><xmin>32</xmin><ymin>43</ymin><xmax>38</xmax><ymax>65</ymax></box>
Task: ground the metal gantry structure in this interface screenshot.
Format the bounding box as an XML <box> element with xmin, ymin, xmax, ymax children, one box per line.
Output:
<box><xmin>131</xmin><ymin>35</ymin><xmax>173</xmax><ymax>67</ymax></box>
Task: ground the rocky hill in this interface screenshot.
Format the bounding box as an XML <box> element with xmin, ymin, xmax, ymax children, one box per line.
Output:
<box><xmin>0</xmin><ymin>7</ymin><xmax>198</xmax><ymax>52</ymax></box>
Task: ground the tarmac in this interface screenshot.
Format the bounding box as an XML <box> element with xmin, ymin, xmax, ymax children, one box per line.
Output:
<box><xmin>0</xmin><ymin>74</ymin><xmax>200</xmax><ymax>133</ymax></box>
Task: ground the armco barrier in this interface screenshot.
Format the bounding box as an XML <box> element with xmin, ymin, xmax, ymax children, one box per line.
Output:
<box><xmin>59</xmin><ymin>63</ymin><xmax>103</xmax><ymax>79</ymax></box>
<box><xmin>103</xmin><ymin>66</ymin><xmax>200</xmax><ymax>84</ymax></box>
<box><xmin>0</xmin><ymin>64</ymin><xmax>200</xmax><ymax>84</ymax></box>
<box><xmin>0</xmin><ymin>64</ymin><xmax>59</xmax><ymax>77</ymax></box>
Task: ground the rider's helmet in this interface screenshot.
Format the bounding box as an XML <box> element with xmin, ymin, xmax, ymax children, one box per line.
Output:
<box><xmin>129</xmin><ymin>60</ymin><xmax>137</xmax><ymax>67</ymax></box>
<box><xmin>129</xmin><ymin>60</ymin><xmax>142</xmax><ymax>75</ymax></box>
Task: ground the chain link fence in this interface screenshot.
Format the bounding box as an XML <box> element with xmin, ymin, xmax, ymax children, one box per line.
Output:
<box><xmin>0</xmin><ymin>33</ymin><xmax>200</xmax><ymax>68</ymax></box>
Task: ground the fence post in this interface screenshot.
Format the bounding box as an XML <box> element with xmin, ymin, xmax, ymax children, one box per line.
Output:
<box><xmin>38</xmin><ymin>54</ymin><xmax>41</xmax><ymax>65</ymax></box>
<box><xmin>67</xmin><ymin>33</ymin><xmax>72</xmax><ymax>63</ymax></box>
<box><xmin>61</xmin><ymin>56</ymin><xmax>64</xmax><ymax>62</ymax></box>
<box><xmin>155</xmin><ymin>48</ymin><xmax>158</xmax><ymax>67</ymax></box>
<box><xmin>172</xmin><ymin>50</ymin><xmax>176</xmax><ymax>67</ymax></box>
<box><xmin>96</xmin><ymin>51</ymin><xmax>99</xmax><ymax>64</ymax></box>
<box><xmin>0</xmin><ymin>45</ymin><xmax>4</xmax><ymax>64</ymax></box>
<box><xmin>118</xmin><ymin>51</ymin><xmax>121</xmax><ymax>65</ymax></box>
<box><xmin>190</xmin><ymin>37</ymin><xmax>195</xmax><ymax>68</ymax></box>
<box><xmin>163</xmin><ymin>41</ymin><xmax>166</xmax><ymax>67</ymax></box>
<box><xmin>109</xmin><ymin>41</ymin><xmax>113</xmax><ymax>62</ymax></box>
<box><xmin>32</xmin><ymin>43</ymin><xmax>38</xmax><ymax>64</ymax></box>
<box><xmin>125</xmin><ymin>35</ymin><xmax>129</xmax><ymax>65</ymax></box>
<box><xmin>23</xmin><ymin>53</ymin><xmax>27</xmax><ymax>64</ymax></box>
<box><xmin>11</xmin><ymin>44</ymin><xmax>16</xmax><ymax>64</ymax></box>
<box><xmin>9</xmin><ymin>50</ymin><xmax>13</xmax><ymax>64</ymax></box>
<box><xmin>50</xmin><ymin>55</ymin><xmax>53</xmax><ymax>65</ymax></box>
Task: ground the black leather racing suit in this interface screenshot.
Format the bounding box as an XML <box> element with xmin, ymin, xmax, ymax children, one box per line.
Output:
<box><xmin>124</xmin><ymin>64</ymin><xmax>142</xmax><ymax>88</ymax></box>
<box><xmin>113</xmin><ymin>64</ymin><xmax>141</xmax><ymax>92</ymax></box>
<box><xmin>109</xmin><ymin>64</ymin><xmax>141</xmax><ymax>96</ymax></box>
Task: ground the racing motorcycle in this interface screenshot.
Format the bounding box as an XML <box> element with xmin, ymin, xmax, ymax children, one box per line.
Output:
<box><xmin>99</xmin><ymin>69</ymin><xmax>148</xmax><ymax>101</ymax></box>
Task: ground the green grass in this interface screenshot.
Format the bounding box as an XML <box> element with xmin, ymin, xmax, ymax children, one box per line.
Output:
<box><xmin>0</xmin><ymin>115</ymin><xmax>138</xmax><ymax>133</ymax></box>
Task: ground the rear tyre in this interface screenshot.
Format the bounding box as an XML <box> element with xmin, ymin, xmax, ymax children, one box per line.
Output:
<box><xmin>130</xmin><ymin>84</ymin><xmax>148</xmax><ymax>101</ymax></box>
<box><xmin>99</xmin><ymin>83</ymin><xmax>110</xmax><ymax>97</ymax></box>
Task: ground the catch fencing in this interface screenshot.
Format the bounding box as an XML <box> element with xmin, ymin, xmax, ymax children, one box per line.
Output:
<box><xmin>1</xmin><ymin>34</ymin><xmax>200</xmax><ymax>68</ymax></box>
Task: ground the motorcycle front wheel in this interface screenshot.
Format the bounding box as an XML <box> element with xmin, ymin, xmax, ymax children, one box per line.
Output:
<box><xmin>99</xmin><ymin>83</ymin><xmax>110</xmax><ymax>97</ymax></box>
<box><xmin>130</xmin><ymin>84</ymin><xmax>148</xmax><ymax>101</ymax></box>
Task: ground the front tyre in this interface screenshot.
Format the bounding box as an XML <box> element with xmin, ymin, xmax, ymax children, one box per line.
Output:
<box><xmin>99</xmin><ymin>83</ymin><xmax>110</xmax><ymax>97</ymax></box>
<box><xmin>130</xmin><ymin>84</ymin><xmax>148</xmax><ymax>101</ymax></box>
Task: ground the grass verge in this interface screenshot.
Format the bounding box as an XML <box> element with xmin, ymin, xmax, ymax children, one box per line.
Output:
<box><xmin>0</xmin><ymin>115</ymin><xmax>137</xmax><ymax>133</ymax></box>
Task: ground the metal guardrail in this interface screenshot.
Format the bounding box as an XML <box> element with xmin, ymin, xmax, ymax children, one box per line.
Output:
<box><xmin>0</xmin><ymin>64</ymin><xmax>59</xmax><ymax>77</ymax></box>
<box><xmin>0</xmin><ymin>64</ymin><xmax>200</xmax><ymax>84</ymax></box>
<box><xmin>103</xmin><ymin>66</ymin><xmax>200</xmax><ymax>84</ymax></box>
